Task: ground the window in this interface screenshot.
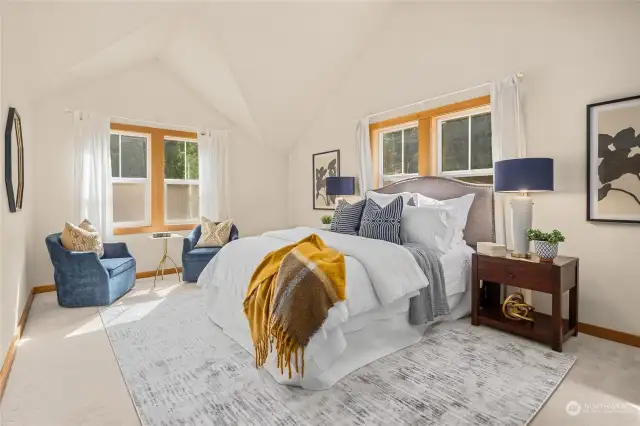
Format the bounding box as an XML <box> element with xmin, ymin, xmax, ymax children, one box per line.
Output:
<box><xmin>164</xmin><ymin>139</ymin><xmax>199</xmax><ymax>223</ymax></box>
<box><xmin>368</xmin><ymin>96</ymin><xmax>492</xmax><ymax>187</ymax></box>
<box><xmin>437</xmin><ymin>106</ymin><xmax>492</xmax><ymax>183</ymax></box>
<box><xmin>110</xmin><ymin>123</ymin><xmax>199</xmax><ymax>235</ymax></box>
<box><xmin>110</xmin><ymin>132</ymin><xmax>151</xmax><ymax>227</ymax></box>
<box><xmin>379</xmin><ymin>123</ymin><xmax>419</xmax><ymax>187</ymax></box>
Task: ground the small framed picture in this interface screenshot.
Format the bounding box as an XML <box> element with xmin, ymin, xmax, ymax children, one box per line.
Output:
<box><xmin>587</xmin><ymin>95</ymin><xmax>640</xmax><ymax>223</ymax></box>
<box><xmin>312</xmin><ymin>150</ymin><xmax>340</xmax><ymax>210</ymax></box>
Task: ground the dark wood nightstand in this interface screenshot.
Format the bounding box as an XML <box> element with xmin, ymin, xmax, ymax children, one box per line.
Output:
<box><xmin>471</xmin><ymin>252</ymin><xmax>579</xmax><ymax>352</ymax></box>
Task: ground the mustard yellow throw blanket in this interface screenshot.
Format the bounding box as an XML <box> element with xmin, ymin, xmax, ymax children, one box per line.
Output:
<box><xmin>243</xmin><ymin>234</ymin><xmax>346</xmax><ymax>378</ymax></box>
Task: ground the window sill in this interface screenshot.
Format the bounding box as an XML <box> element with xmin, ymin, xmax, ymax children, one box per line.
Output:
<box><xmin>113</xmin><ymin>223</ymin><xmax>197</xmax><ymax>236</ymax></box>
<box><xmin>438</xmin><ymin>170</ymin><xmax>494</xmax><ymax>178</ymax></box>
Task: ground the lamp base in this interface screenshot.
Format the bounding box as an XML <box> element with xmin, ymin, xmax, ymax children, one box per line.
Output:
<box><xmin>510</xmin><ymin>195</ymin><xmax>534</xmax><ymax>305</ymax></box>
<box><xmin>510</xmin><ymin>195</ymin><xmax>533</xmax><ymax>258</ymax></box>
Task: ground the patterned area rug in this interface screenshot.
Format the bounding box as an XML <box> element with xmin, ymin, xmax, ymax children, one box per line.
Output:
<box><xmin>100</xmin><ymin>289</ymin><xmax>575</xmax><ymax>426</ymax></box>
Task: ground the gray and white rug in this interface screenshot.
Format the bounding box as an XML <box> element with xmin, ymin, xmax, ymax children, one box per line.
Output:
<box><xmin>100</xmin><ymin>288</ymin><xmax>575</xmax><ymax>426</ymax></box>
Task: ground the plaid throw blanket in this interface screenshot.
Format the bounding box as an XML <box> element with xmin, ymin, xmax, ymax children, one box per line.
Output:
<box><xmin>243</xmin><ymin>234</ymin><xmax>346</xmax><ymax>378</ymax></box>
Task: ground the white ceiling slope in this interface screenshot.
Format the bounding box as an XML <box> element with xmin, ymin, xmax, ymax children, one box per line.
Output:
<box><xmin>4</xmin><ymin>2</ymin><xmax>396</xmax><ymax>150</ymax></box>
<box><xmin>196</xmin><ymin>2</ymin><xmax>395</xmax><ymax>149</ymax></box>
<box><xmin>159</xmin><ymin>23</ymin><xmax>263</xmax><ymax>144</ymax></box>
<box><xmin>2</xmin><ymin>2</ymin><xmax>186</xmax><ymax>100</ymax></box>
<box><xmin>65</xmin><ymin>19</ymin><xmax>172</xmax><ymax>90</ymax></box>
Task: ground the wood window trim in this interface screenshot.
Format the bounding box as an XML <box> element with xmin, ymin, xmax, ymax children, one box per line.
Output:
<box><xmin>110</xmin><ymin>123</ymin><xmax>198</xmax><ymax>236</ymax></box>
<box><xmin>369</xmin><ymin>95</ymin><xmax>490</xmax><ymax>187</ymax></box>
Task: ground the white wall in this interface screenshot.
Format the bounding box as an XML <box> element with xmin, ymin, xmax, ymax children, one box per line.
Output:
<box><xmin>289</xmin><ymin>3</ymin><xmax>640</xmax><ymax>335</ymax></box>
<box><xmin>31</xmin><ymin>60</ymin><xmax>288</xmax><ymax>286</ymax></box>
<box><xmin>0</xmin><ymin>16</ymin><xmax>34</xmax><ymax>357</ymax></box>
<box><xmin>0</xmin><ymin>102</ymin><xmax>32</xmax><ymax>359</ymax></box>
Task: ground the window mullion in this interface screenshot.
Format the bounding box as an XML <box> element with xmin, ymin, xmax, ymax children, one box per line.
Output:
<box><xmin>183</xmin><ymin>141</ymin><xmax>188</xmax><ymax>179</ymax></box>
<box><xmin>146</xmin><ymin>135</ymin><xmax>151</xmax><ymax>227</ymax></box>
<box><xmin>379</xmin><ymin>132</ymin><xmax>384</xmax><ymax>186</ymax></box>
<box><xmin>401</xmin><ymin>130</ymin><xmax>405</xmax><ymax>174</ymax></box>
<box><xmin>118</xmin><ymin>135</ymin><xmax>122</xmax><ymax>178</ymax></box>
<box><xmin>468</xmin><ymin>117</ymin><xmax>472</xmax><ymax>171</ymax></box>
<box><xmin>151</xmin><ymin>131</ymin><xmax>164</xmax><ymax>229</ymax></box>
<box><xmin>438</xmin><ymin>120</ymin><xmax>444</xmax><ymax>176</ymax></box>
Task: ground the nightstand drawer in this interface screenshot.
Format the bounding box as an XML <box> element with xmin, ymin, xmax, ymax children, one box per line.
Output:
<box><xmin>478</xmin><ymin>259</ymin><xmax>554</xmax><ymax>293</ymax></box>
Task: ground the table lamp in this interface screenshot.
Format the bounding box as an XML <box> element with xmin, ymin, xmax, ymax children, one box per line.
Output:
<box><xmin>326</xmin><ymin>177</ymin><xmax>356</xmax><ymax>204</ymax></box>
<box><xmin>494</xmin><ymin>158</ymin><xmax>554</xmax><ymax>258</ymax></box>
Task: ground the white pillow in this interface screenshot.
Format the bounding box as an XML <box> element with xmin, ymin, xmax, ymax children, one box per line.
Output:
<box><xmin>366</xmin><ymin>191</ymin><xmax>412</xmax><ymax>207</ymax></box>
<box><xmin>412</xmin><ymin>193</ymin><xmax>475</xmax><ymax>245</ymax></box>
<box><xmin>400</xmin><ymin>205</ymin><xmax>456</xmax><ymax>255</ymax></box>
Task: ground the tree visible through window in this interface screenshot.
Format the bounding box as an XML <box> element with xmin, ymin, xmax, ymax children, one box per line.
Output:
<box><xmin>110</xmin><ymin>123</ymin><xmax>200</xmax><ymax>235</ymax></box>
<box><xmin>438</xmin><ymin>107</ymin><xmax>493</xmax><ymax>183</ymax></box>
<box><xmin>380</xmin><ymin>124</ymin><xmax>418</xmax><ymax>186</ymax></box>
<box><xmin>369</xmin><ymin>96</ymin><xmax>492</xmax><ymax>187</ymax></box>
<box><xmin>165</xmin><ymin>139</ymin><xmax>199</xmax><ymax>223</ymax></box>
<box><xmin>110</xmin><ymin>133</ymin><xmax>150</xmax><ymax>225</ymax></box>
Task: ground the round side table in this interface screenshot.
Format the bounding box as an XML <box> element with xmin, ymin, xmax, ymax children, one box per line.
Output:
<box><xmin>149</xmin><ymin>234</ymin><xmax>183</xmax><ymax>288</ymax></box>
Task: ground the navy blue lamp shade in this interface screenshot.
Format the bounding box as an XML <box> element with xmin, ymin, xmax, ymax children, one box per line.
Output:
<box><xmin>494</xmin><ymin>158</ymin><xmax>554</xmax><ymax>193</ymax></box>
<box><xmin>326</xmin><ymin>177</ymin><xmax>355</xmax><ymax>196</ymax></box>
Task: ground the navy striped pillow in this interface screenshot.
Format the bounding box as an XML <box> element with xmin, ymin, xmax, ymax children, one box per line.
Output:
<box><xmin>358</xmin><ymin>196</ymin><xmax>403</xmax><ymax>244</ymax></box>
<box><xmin>330</xmin><ymin>199</ymin><xmax>365</xmax><ymax>235</ymax></box>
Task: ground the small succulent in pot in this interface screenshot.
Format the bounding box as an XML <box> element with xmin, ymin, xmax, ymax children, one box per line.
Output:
<box><xmin>527</xmin><ymin>229</ymin><xmax>565</xmax><ymax>262</ymax></box>
<box><xmin>321</xmin><ymin>215</ymin><xmax>333</xmax><ymax>230</ymax></box>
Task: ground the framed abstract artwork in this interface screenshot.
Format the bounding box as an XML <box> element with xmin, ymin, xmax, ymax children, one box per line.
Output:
<box><xmin>312</xmin><ymin>149</ymin><xmax>340</xmax><ymax>210</ymax></box>
<box><xmin>4</xmin><ymin>107</ymin><xmax>24</xmax><ymax>213</ymax></box>
<box><xmin>587</xmin><ymin>95</ymin><xmax>640</xmax><ymax>223</ymax></box>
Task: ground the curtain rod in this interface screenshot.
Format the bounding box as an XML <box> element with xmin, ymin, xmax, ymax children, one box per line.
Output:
<box><xmin>63</xmin><ymin>108</ymin><xmax>230</xmax><ymax>135</ymax></box>
<box><xmin>367</xmin><ymin>72</ymin><xmax>524</xmax><ymax>120</ymax></box>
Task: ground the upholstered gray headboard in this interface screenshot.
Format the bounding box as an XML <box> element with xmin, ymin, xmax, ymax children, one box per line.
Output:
<box><xmin>373</xmin><ymin>176</ymin><xmax>495</xmax><ymax>247</ymax></box>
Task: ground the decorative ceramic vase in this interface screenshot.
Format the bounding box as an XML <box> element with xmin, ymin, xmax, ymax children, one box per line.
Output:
<box><xmin>321</xmin><ymin>224</ymin><xmax>331</xmax><ymax>230</ymax></box>
<box><xmin>534</xmin><ymin>241</ymin><xmax>558</xmax><ymax>262</ymax></box>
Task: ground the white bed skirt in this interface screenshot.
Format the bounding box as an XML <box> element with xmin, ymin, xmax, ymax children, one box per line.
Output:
<box><xmin>207</xmin><ymin>290</ymin><xmax>470</xmax><ymax>390</ymax></box>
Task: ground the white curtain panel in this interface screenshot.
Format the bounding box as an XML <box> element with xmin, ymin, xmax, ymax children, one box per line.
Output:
<box><xmin>73</xmin><ymin>112</ymin><xmax>113</xmax><ymax>240</ymax></box>
<box><xmin>198</xmin><ymin>130</ymin><xmax>230</xmax><ymax>222</ymax></box>
<box><xmin>356</xmin><ymin>118</ymin><xmax>374</xmax><ymax>193</ymax></box>
<box><xmin>490</xmin><ymin>75</ymin><xmax>527</xmax><ymax>246</ymax></box>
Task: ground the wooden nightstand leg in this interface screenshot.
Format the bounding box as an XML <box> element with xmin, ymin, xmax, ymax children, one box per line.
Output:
<box><xmin>570</xmin><ymin>261</ymin><xmax>579</xmax><ymax>336</ymax></box>
<box><xmin>552</xmin><ymin>289</ymin><xmax>563</xmax><ymax>352</ymax></box>
<box><xmin>471</xmin><ymin>255</ymin><xmax>479</xmax><ymax>326</ymax></box>
<box><xmin>569</xmin><ymin>286</ymin><xmax>578</xmax><ymax>337</ymax></box>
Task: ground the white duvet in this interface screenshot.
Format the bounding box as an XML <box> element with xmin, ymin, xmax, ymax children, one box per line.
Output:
<box><xmin>198</xmin><ymin>227</ymin><xmax>435</xmax><ymax>388</ymax></box>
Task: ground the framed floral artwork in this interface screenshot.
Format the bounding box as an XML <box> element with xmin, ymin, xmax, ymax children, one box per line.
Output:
<box><xmin>312</xmin><ymin>150</ymin><xmax>340</xmax><ymax>210</ymax></box>
<box><xmin>587</xmin><ymin>95</ymin><xmax>640</xmax><ymax>223</ymax></box>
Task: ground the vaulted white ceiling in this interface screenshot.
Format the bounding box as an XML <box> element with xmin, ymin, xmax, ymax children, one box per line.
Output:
<box><xmin>3</xmin><ymin>2</ymin><xmax>396</xmax><ymax>151</ymax></box>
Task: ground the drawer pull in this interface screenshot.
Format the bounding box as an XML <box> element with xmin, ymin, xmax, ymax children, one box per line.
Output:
<box><xmin>508</xmin><ymin>273</ymin><xmax>515</xmax><ymax>279</ymax></box>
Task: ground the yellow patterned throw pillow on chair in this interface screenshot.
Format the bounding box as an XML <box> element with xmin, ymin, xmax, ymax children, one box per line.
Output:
<box><xmin>196</xmin><ymin>217</ymin><xmax>233</xmax><ymax>248</ymax></box>
<box><xmin>61</xmin><ymin>219</ymin><xmax>104</xmax><ymax>257</ymax></box>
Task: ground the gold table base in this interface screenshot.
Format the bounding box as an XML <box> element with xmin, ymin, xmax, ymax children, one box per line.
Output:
<box><xmin>154</xmin><ymin>238</ymin><xmax>181</xmax><ymax>288</ymax></box>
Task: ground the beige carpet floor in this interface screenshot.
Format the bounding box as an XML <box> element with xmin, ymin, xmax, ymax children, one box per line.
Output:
<box><xmin>1</xmin><ymin>276</ymin><xmax>639</xmax><ymax>426</ymax></box>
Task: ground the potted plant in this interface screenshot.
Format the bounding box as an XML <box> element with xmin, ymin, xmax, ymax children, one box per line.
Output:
<box><xmin>320</xmin><ymin>215</ymin><xmax>333</xmax><ymax>230</ymax></box>
<box><xmin>526</xmin><ymin>229</ymin><xmax>566</xmax><ymax>262</ymax></box>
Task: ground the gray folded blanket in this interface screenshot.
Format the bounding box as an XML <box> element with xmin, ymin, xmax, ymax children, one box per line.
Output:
<box><xmin>403</xmin><ymin>243</ymin><xmax>450</xmax><ymax>325</ymax></box>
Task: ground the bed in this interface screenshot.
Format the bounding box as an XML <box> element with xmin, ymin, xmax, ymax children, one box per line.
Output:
<box><xmin>198</xmin><ymin>176</ymin><xmax>494</xmax><ymax>390</ymax></box>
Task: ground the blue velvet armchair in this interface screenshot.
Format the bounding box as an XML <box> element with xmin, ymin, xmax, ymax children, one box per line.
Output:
<box><xmin>182</xmin><ymin>224</ymin><xmax>239</xmax><ymax>282</ymax></box>
<box><xmin>45</xmin><ymin>233</ymin><xmax>136</xmax><ymax>308</ymax></box>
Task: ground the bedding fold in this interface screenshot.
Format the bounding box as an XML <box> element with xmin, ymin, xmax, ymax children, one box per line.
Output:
<box><xmin>263</xmin><ymin>227</ymin><xmax>431</xmax><ymax>306</ymax></box>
